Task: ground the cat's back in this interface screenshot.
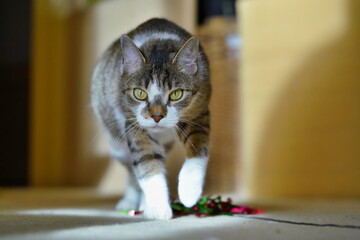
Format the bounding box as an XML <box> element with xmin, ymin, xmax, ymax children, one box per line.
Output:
<box><xmin>127</xmin><ymin>18</ymin><xmax>192</xmax><ymax>49</ymax></box>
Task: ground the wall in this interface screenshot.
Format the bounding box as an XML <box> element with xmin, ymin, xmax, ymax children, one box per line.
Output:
<box><xmin>238</xmin><ymin>0</ymin><xmax>360</xmax><ymax>198</ymax></box>
<box><xmin>31</xmin><ymin>0</ymin><xmax>72</xmax><ymax>185</ymax></box>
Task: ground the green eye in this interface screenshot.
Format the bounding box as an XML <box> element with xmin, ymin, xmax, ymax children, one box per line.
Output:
<box><xmin>169</xmin><ymin>89</ymin><xmax>183</xmax><ymax>101</ymax></box>
<box><xmin>133</xmin><ymin>88</ymin><xmax>148</xmax><ymax>100</ymax></box>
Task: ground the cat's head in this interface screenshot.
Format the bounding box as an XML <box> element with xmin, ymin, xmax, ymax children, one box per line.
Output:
<box><xmin>119</xmin><ymin>35</ymin><xmax>210</xmax><ymax>132</ymax></box>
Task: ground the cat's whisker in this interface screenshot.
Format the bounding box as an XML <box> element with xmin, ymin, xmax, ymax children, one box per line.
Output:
<box><xmin>178</xmin><ymin>119</ymin><xmax>218</xmax><ymax>139</ymax></box>
<box><xmin>173</xmin><ymin>126</ymin><xmax>186</xmax><ymax>151</ymax></box>
<box><xmin>178</xmin><ymin>114</ymin><xmax>209</xmax><ymax>118</ymax></box>
<box><xmin>171</xmin><ymin>127</ymin><xmax>183</xmax><ymax>158</ymax></box>
<box><xmin>178</xmin><ymin>119</ymin><xmax>210</xmax><ymax>131</ymax></box>
<box><xmin>83</xmin><ymin>117</ymin><xmax>138</xmax><ymax>155</ymax></box>
<box><xmin>175</xmin><ymin>125</ymin><xmax>198</xmax><ymax>154</ymax></box>
<box><xmin>130</xmin><ymin>124</ymin><xmax>143</xmax><ymax>150</ymax></box>
<box><xmin>116</xmin><ymin>122</ymin><xmax>139</xmax><ymax>145</ymax></box>
<box><xmin>84</xmin><ymin>119</ymin><xmax>136</xmax><ymax>170</ymax></box>
<box><xmin>111</xmin><ymin>121</ymin><xmax>136</xmax><ymax>145</ymax></box>
<box><xmin>112</xmin><ymin>121</ymin><xmax>139</xmax><ymax>146</ymax></box>
<box><xmin>175</xmin><ymin>126</ymin><xmax>196</xmax><ymax>154</ymax></box>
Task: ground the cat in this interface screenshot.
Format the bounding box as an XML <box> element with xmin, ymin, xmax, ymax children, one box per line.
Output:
<box><xmin>91</xmin><ymin>18</ymin><xmax>211</xmax><ymax>220</ymax></box>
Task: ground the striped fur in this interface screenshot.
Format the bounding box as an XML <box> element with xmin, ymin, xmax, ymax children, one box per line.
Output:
<box><xmin>91</xmin><ymin>18</ymin><xmax>211</xmax><ymax>219</ymax></box>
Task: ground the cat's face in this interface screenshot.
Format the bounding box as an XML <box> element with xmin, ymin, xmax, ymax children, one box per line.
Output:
<box><xmin>124</xmin><ymin>67</ymin><xmax>196</xmax><ymax>132</ymax></box>
<box><xmin>119</xmin><ymin>35</ymin><xmax>208</xmax><ymax>132</ymax></box>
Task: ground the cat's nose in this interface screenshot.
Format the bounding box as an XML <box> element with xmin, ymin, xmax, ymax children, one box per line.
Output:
<box><xmin>151</xmin><ymin>114</ymin><xmax>164</xmax><ymax>123</ymax></box>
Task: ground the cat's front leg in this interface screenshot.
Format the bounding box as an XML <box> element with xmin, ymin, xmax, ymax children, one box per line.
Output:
<box><xmin>109</xmin><ymin>145</ymin><xmax>142</xmax><ymax>210</ymax></box>
<box><xmin>130</xmin><ymin>134</ymin><xmax>172</xmax><ymax>220</ymax></box>
<box><xmin>115</xmin><ymin>165</ymin><xmax>142</xmax><ymax>210</ymax></box>
<box><xmin>178</xmin><ymin>122</ymin><xmax>210</xmax><ymax>207</ymax></box>
<box><xmin>137</xmin><ymin>167</ymin><xmax>172</xmax><ymax>220</ymax></box>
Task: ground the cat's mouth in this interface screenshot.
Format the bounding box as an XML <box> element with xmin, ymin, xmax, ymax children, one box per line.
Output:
<box><xmin>147</xmin><ymin>125</ymin><xmax>167</xmax><ymax>133</ymax></box>
<box><xmin>150</xmin><ymin>125</ymin><xmax>164</xmax><ymax>129</ymax></box>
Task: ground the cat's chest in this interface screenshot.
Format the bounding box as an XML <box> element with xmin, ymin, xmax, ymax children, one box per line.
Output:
<box><xmin>148</xmin><ymin>129</ymin><xmax>174</xmax><ymax>145</ymax></box>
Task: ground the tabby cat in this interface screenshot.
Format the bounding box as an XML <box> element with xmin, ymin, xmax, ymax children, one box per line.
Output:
<box><xmin>91</xmin><ymin>18</ymin><xmax>211</xmax><ymax>220</ymax></box>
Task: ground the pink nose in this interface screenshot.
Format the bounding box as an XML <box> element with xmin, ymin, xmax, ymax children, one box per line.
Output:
<box><xmin>151</xmin><ymin>114</ymin><xmax>164</xmax><ymax>123</ymax></box>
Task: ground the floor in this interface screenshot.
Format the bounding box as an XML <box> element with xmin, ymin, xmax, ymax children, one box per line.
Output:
<box><xmin>0</xmin><ymin>188</ymin><xmax>359</xmax><ymax>240</ymax></box>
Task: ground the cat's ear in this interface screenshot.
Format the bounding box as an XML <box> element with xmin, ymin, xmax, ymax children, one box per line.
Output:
<box><xmin>120</xmin><ymin>35</ymin><xmax>145</xmax><ymax>74</ymax></box>
<box><xmin>172</xmin><ymin>36</ymin><xmax>199</xmax><ymax>76</ymax></box>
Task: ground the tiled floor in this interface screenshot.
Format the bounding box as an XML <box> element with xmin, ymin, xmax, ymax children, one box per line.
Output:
<box><xmin>0</xmin><ymin>188</ymin><xmax>359</xmax><ymax>240</ymax></box>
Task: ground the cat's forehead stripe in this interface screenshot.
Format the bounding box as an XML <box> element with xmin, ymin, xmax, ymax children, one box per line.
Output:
<box><xmin>132</xmin><ymin>32</ymin><xmax>180</xmax><ymax>48</ymax></box>
<box><xmin>148</xmin><ymin>82</ymin><xmax>161</xmax><ymax>101</ymax></box>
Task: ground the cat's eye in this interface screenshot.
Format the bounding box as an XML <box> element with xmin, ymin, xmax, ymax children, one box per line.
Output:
<box><xmin>133</xmin><ymin>88</ymin><xmax>148</xmax><ymax>100</ymax></box>
<box><xmin>169</xmin><ymin>89</ymin><xmax>183</xmax><ymax>101</ymax></box>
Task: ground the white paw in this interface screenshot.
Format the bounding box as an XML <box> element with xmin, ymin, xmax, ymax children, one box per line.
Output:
<box><xmin>178</xmin><ymin>176</ymin><xmax>203</xmax><ymax>207</ymax></box>
<box><xmin>143</xmin><ymin>202</ymin><xmax>173</xmax><ymax>220</ymax></box>
<box><xmin>178</xmin><ymin>157</ymin><xmax>207</xmax><ymax>207</ymax></box>
<box><xmin>138</xmin><ymin>174</ymin><xmax>172</xmax><ymax>220</ymax></box>
<box><xmin>115</xmin><ymin>198</ymin><xmax>138</xmax><ymax>210</ymax></box>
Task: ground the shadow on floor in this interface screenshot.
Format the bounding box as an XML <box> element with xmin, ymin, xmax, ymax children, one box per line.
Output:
<box><xmin>0</xmin><ymin>210</ymin><xmax>146</xmax><ymax>236</ymax></box>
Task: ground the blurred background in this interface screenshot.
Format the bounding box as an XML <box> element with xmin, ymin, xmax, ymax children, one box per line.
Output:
<box><xmin>1</xmin><ymin>0</ymin><xmax>359</xmax><ymax>200</ymax></box>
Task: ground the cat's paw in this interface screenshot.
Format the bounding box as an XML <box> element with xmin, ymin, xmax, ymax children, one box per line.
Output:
<box><xmin>138</xmin><ymin>174</ymin><xmax>172</xmax><ymax>219</ymax></box>
<box><xmin>115</xmin><ymin>198</ymin><xmax>138</xmax><ymax>210</ymax></box>
<box><xmin>178</xmin><ymin>157</ymin><xmax>207</xmax><ymax>207</ymax></box>
<box><xmin>143</xmin><ymin>202</ymin><xmax>173</xmax><ymax>220</ymax></box>
<box><xmin>178</xmin><ymin>175</ymin><xmax>202</xmax><ymax>207</ymax></box>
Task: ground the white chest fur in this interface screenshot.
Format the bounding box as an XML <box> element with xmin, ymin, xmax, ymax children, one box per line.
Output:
<box><xmin>148</xmin><ymin>128</ymin><xmax>175</xmax><ymax>145</ymax></box>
